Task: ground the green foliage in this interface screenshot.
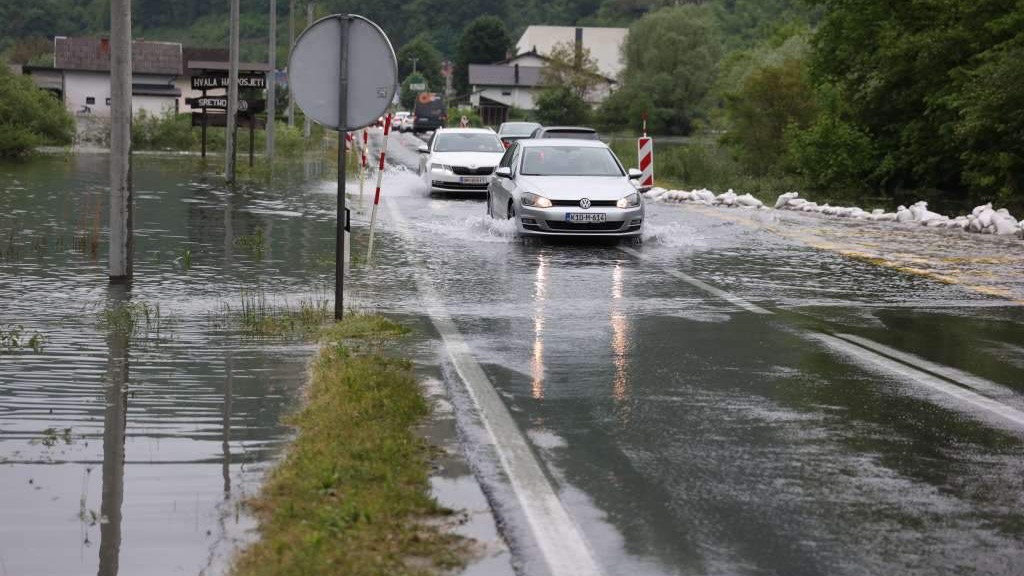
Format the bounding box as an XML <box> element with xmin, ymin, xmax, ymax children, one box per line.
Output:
<box><xmin>721</xmin><ymin>39</ymin><xmax>816</xmax><ymax>176</ymax></box>
<box><xmin>453</xmin><ymin>15</ymin><xmax>511</xmax><ymax>95</ymax></box>
<box><xmin>399</xmin><ymin>72</ymin><xmax>428</xmax><ymax>110</ymax></box>
<box><xmin>396</xmin><ymin>34</ymin><xmax>443</xmax><ymax>92</ymax></box>
<box><xmin>535</xmin><ymin>85</ymin><xmax>590</xmax><ymax>126</ymax></box>
<box><xmin>785</xmin><ymin>110</ymin><xmax>875</xmax><ymax>192</ymax></box>
<box><xmin>447</xmin><ymin>106</ymin><xmax>483</xmax><ymax>127</ymax></box>
<box><xmin>0</xmin><ymin>64</ymin><xmax>73</xmax><ymax>157</ymax></box>
<box><xmin>539</xmin><ymin>41</ymin><xmax>604</xmax><ymax>100</ymax></box>
<box><xmin>132</xmin><ymin>110</ymin><xmax>196</xmax><ymax>151</ymax></box>
<box><xmin>601</xmin><ymin>5</ymin><xmax>722</xmax><ymax>135</ymax></box>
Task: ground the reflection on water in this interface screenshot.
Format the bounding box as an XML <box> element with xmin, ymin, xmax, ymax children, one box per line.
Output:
<box><xmin>98</xmin><ymin>286</ymin><xmax>129</xmax><ymax>576</ymax></box>
<box><xmin>610</xmin><ymin>262</ymin><xmax>629</xmax><ymax>406</ymax></box>
<box><xmin>531</xmin><ymin>254</ymin><xmax>547</xmax><ymax>400</ymax></box>
<box><xmin>0</xmin><ymin>154</ymin><xmax>340</xmax><ymax>576</ymax></box>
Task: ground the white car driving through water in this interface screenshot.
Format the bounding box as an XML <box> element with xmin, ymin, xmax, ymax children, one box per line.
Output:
<box><xmin>486</xmin><ymin>139</ymin><xmax>645</xmax><ymax>238</ymax></box>
<box><xmin>418</xmin><ymin>128</ymin><xmax>505</xmax><ymax>193</ymax></box>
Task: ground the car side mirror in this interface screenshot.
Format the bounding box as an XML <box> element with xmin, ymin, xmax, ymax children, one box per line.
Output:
<box><xmin>417</xmin><ymin>144</ymin><xmax>428</xmax><ymax>154</ymax></box>
<box><xmin>628</xmin><ymin>168</ymin><xmax>642</xmax><ymax>179</ymax></box>
<box><xmin>495</xmin><ymin>167</ymin><xmax>512</xmax><ymax>178</ymax></box>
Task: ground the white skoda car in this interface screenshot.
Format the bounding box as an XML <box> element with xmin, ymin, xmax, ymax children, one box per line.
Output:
<box><xmin>417</xmin><ymin>128</ymin><xmax>506</xmax><ymax>193</ymax></box>
<box><xmin>486</xmin><ymin>139</ymin><xmax>644</xmax><ymax>238</ymax></box>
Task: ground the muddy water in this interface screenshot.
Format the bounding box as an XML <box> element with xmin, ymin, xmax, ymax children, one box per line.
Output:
<box><xmin>0</xmin><ymin>154</ymin><xmax>341</xmax><ymax>576</ymax></box>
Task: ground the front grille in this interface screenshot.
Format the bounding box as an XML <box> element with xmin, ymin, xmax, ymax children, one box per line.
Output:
<box><xmin>432</xmin><ymin>180</ymin><xmax>488</xmax><ymax>190</ymax></box>
<box><xmin>550</xmin><ymin>199</ymin><xmax>618</xmax><ymax>207</ymax></box>
<box><xmin>451</xmin><ymin>166</ymin><xmax>495</xmax><ymax>176</ymax></box>
<box><xmin>545</xmin><ymin>220</ymin><xmax>625</xmax><ymax>232</ymax></box>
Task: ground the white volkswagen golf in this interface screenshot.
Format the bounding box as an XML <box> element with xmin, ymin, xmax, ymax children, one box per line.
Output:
<box><xmin>486</xmin><ymin>138</ymin><xmax>645</xmax><ymax>238</ymax></box>
<box><xmin>417</xmin><ymin>128</ymin><xmax>506</xmax><ymax>194</ymax></box>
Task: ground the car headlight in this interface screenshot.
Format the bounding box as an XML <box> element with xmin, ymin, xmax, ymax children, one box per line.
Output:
<box><xmin>430</xmin><ymin>163</ymin><xmax>451</xmax><ymax>173</ymax></box>
<box><xmin>617</xmin><ymin>193</ymin><xmax>640</xmax><ymax>209</ymax></box>
<box><xmin>521</xmin><ymin>192</ymin><xmax>552</xmax><ymax>208</ymax></box>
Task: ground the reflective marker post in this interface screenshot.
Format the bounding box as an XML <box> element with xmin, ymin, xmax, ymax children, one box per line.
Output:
<box><xmin>335</xmin><ymin>17</ymin><xmax>350</xmax><ymax>320</ymax></box>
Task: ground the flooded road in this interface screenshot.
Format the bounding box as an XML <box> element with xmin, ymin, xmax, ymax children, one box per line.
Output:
<box><xmin>3</xmin><ymin>136</ymin><xmax>1024</xmax><ymax>575</ymax></box>
<box><xmin>362</xmin><ymin>132</ymin><xmax>1024</xmax><ymax>575</ymax></box>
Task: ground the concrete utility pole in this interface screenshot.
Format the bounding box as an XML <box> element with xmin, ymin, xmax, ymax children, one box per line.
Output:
<box><xmin>109</xmin><ymin>0</ymin><xmax>133</xmax><ymax>282</ymax></box>
<box><xmin>266</xmin><ymin>0</ymin><xmax>276</xmax><ymax>161</ymax></box>
<box><xmin>226</xmin><ymin>0</ymin><xmax>240</xmax><ymax>183</ymax></box>
<box><xmin>410</xmin><ymin>56</ymin><xmax>418</xmax><ymax>75</ymax></box>
<box><xmin>303</xmin><ymin>2</ymin><xmax>313</xmax><ymax>139</ymax></box>
<box><xmin>287</xmin><ymin>0</ymin><xmax>295</xmax><ymax>127</ymax></box>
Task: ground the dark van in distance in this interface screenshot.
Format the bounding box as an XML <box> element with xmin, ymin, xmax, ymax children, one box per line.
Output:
<box><xmin>413</xmin><ymin>93</ymin><xmax>447</xmax><ymax>134</ymax></box>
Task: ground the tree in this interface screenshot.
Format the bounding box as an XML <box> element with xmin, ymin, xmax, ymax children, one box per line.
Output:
<box><xmin>600</xmin><ymin>5</ymin><xmax>722</xmax><ymax>135</ymax></box>
<box><xmin>719</xmin><ymin>33</ymin><xmax>817</xmax><ymax>175</ymax></box>
<box><xmin>539</xmin><ymin>41</ymin><xmax>604</xmax><ymax>101</ymax></box>
<box><xmin>396</xmin><ymin>34</ymin><xmax>443</xmax><ymax>94</ymax></box>
<box><xmin>0</xmin><ymin>64</ymin><xmax>74</xmax><ymax>157</ymax></box>
<box><xmin>453</xmin><ymin>15</ymin><xmax>511</xmax><ymax>96</ymax></box>
<box><xmin>535</xmin><ymin>85</ymin><xmax>589</xmax><ymax>126</ymax></box>
<box><xmin>400</xmin><ymin>71</ymin><xmax>428</xmax><ymax>110</ymax></box>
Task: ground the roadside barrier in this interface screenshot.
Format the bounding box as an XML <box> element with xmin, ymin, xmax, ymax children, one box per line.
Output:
<box><xmin>638</xmin><ymin>136</ymin><xmax>654</xmax><ymax>188</ymax></box>
<box><xmin>358</xmin><ymin>128</ymin><xmax>368</xmax><ymax>202</ymax></box>
<box><xmin>366</xmin><ymin>113</ymin><xmax>393</xmax><ymax>260</ymax></box>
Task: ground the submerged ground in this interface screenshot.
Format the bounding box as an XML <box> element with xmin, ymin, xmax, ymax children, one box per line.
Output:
<box><xmin>2</xmin><ymin>140</ymin><xmax>1023</xmax><ymax>575</ymax></box>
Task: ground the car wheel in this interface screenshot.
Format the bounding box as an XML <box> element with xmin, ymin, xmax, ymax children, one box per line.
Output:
<box><xmin>486</xmin><ymin>193</ymin><xmax>492</xmax><ymax>218</ymax></box>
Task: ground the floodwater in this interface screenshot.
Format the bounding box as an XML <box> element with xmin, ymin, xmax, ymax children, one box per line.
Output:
<box><xmin>0</xmin><ymin>154</ymin><xmax>342</xmax><ymax>575</ymax></box>
<box><xmin>5</xmin><ymin>135</ymin><xmax>1024</xmax><ymax>576</ymax></box>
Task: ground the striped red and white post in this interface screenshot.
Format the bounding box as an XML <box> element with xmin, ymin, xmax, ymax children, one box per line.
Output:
<box><xmin>638</xmin><ymin>136</ymin><xmax>654</xmax><ymax>189</ymax></box>
<box><xmin>358</xmin><ymin>128</ymin><xmax>369</xmax><ymax>201</ymax></box>
<box><xmin>366</xmin><ymin>113</ymin><xmax>393</xmax><ymax>260</ymax></box>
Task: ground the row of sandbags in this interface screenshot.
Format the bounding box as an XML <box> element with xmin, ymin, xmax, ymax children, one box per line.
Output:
<box><xmin>644</xmin><ymin>187</ymin><xmax>766</xmax><ymax>209</ymax></box>
<box><xmin>773</xmin><ymin>192</ymin><xmax>1023</xmax><ymax>237</ymax></box>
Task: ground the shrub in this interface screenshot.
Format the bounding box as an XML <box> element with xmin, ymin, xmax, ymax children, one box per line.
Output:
<box><xmin>0</xmin><ymin>64</ymin><xmax>74</xmax><ymax>156</ymax></box>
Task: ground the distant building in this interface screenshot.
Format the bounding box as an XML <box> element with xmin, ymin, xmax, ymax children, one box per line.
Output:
<box><xmin>53</xmin><ymin>36</ymin><xmax>183</xmax><ymax>117</ymax></box>
<box><xmin>516</xmin><ymin>25</ymin><xmax>628</xmax><ymax>80</ymax></box>
<box><xmin>468</xmin><ymin>49</ymin><xmax>617</xmax><ymax>125</ymax></box>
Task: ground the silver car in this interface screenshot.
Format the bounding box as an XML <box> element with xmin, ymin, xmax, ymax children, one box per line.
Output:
<box><xmin>486</xmin><ymin>139</ymin><xmax>644</xmax><ymax>238</ymax></box>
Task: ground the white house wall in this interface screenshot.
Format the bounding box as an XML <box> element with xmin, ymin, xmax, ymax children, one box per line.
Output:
<box><xmin>64</xmin><ymin>71</ymin><xmax>178</xmax><ymax>118</ymax></box>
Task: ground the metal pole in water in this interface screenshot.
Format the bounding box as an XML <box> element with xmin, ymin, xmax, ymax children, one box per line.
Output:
<box><xmin>226</xmin><ymin>0</ymin><xmax>240</xmax><ymax>183</ymax></box>
<box><xmin>109</xmin><ymin>0</ymin><xmax>133</xmax><ymax>282</ymax></box>
<box><xmin>303</xmin><ymin>3</ymin><xmax>313</xmax><ymax>140</ymax></box>
<box><xmin>266</xmin><ymin>0</ymin><xmax>276</xmax><ymax>161</ymax></box>
<box><xmin>335</xmin><ymin>16</ymin><xmax>350</xmax><ymax>320</ymax></box>
<box><xmin>287</xmin><ymin>0</ymin><xmax>295</xmax><ymax>128</ymax></box>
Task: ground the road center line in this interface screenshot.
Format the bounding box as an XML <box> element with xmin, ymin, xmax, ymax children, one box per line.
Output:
<box><xmin>810</xmin><ymin>333</ymin><xmax>1024</xmax><ymax>432</ymax></box>
<box><xmin>385</xmin><ymin>200</ymin><xmax>604</xmax><ymax>576</ymax></box>
<box><xmin>618</xmin><ymin>245</ymin><xmax>773</xmax><ymax>315</ymax></box>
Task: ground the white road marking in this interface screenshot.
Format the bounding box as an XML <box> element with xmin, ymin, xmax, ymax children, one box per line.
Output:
<box><xmin>834</xmin><ymin>333</ymin><xmax>1024</xmax><ymax>404</ymax></box>
<box><xmin>618</xmin><ymin>245</ymin><xmax>773</xmax><ymax>315</ymax></box>
<box><xmin>385</xmin><ymin>201</ymin><xmax>604</xmax><ymax>576</ymax></box>
<box><xmin>810</xmin><ymin>333</ymin><xmax>1024</xmax><ymax>431</ymax></box>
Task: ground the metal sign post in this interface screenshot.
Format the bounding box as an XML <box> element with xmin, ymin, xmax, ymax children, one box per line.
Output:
<box><xmin>336</xmin><ymin>17</ymin><xmax>350</xmax><ymax>321</ymax></box>
<box><xmin>289</xmin><ymin>14</ymin><xmax>397</xmax><ymax>320</ymax></box>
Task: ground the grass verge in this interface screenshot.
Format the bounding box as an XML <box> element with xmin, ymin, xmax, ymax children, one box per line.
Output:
<box><xmin>230</xmin><ymin>313</ymin><xmax>467</xmax><ymax>576</ymax></box>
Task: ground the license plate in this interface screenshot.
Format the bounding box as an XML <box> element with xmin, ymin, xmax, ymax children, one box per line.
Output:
<box><xmin>565</xmin><ymin>212</ymin><xmax>607</xmax><ymax>223</ymax></box>
<box><xmin>460</xmin><ymin>176</ymin><xmax>487</xmax><ymax>184</ymax></box>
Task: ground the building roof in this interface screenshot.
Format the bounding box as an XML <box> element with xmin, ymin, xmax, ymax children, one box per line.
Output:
<box><xmin>55</xmin><ymin>37</ymin><xmax>182</xmax><ymax>75</ymax></box>
<box><xmin>187</xmin><ymin>60</ymin><xmax>272</xmax><ymax>72</ymax></box>
<box><xmin>469</xmin><ymin>64</ymin><xmax>543</xmax><ymax>88</ymax></box>
<box><xmin>515</xmin><ymin>26</ymin><xmax>627</xmax><ymax>79</ymax></box>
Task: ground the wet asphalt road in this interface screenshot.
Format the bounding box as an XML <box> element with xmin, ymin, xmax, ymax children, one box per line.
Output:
<box><xmin>360</xmin><ymin>132</ymin><xmax>1024</xmax><ymax>576</ymax></box>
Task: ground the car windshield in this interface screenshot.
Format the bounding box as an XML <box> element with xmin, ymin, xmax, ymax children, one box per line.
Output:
<box><xmin>500</xmin><ymin>123</ymin><xmax>540</xmax><ymax>137</ymax></box>
<box><xmin>541</xmin><ymin>129</ymin><xmax>598</xmax><ymax>140</ymax></box>
<box><xmin>520</xmin><ymin>146</ymin><xmax>624</xmax><ymax>176</ymax></box>
<box><xmin>434</xmin><ymin>133</ymin><xmax>504</xmax><ymax>153</ymax></box>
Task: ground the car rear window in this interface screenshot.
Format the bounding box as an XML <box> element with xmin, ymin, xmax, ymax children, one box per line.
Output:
<box><xmin>541</xmin><ymin>129</ymin><xmax>599</xmax><ymax>140</ymax></box>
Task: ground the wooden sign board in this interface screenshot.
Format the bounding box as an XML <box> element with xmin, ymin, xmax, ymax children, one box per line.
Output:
<box><xmin>186</xmin><ymin>97</ymin><xmax>265</xmax><ymax>113</ymax></box>
<box><xmin>191</xmin><ymin>74</ymin><xmax>267</xmax><ymax>90</ymax></box>
<box><xmin>192</xmin><ymin>113</ymin><xmax>266</xmax><ymax>129</ymax></box>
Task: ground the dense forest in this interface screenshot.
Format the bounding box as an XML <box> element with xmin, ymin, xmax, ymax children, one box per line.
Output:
<box><xmin>2</xmin><ymin>0</ymin><xmax>1022</xmax><ymax>208</ymax></box>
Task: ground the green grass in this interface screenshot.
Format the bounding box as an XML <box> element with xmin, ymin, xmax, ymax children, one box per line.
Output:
<box><xmin>230</xmin><ymin>314</ymin><xmax>466</xmax><ymax>576</ymax></box>
<box><xmin>218</xmin><ymin>288</ymin><xmax>333</xmax><ymax>340</ymax></box>
<box><xmin>98</xmin><ymin>301</ymin><xmax>170</xmax><ymax>341</ymax></box>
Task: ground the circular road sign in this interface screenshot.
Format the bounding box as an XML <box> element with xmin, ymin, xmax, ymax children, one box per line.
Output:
<box><xmin>289</xmin><ymin>14</ymin><xmax>398</xmax><ymax>130</ymax></box>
